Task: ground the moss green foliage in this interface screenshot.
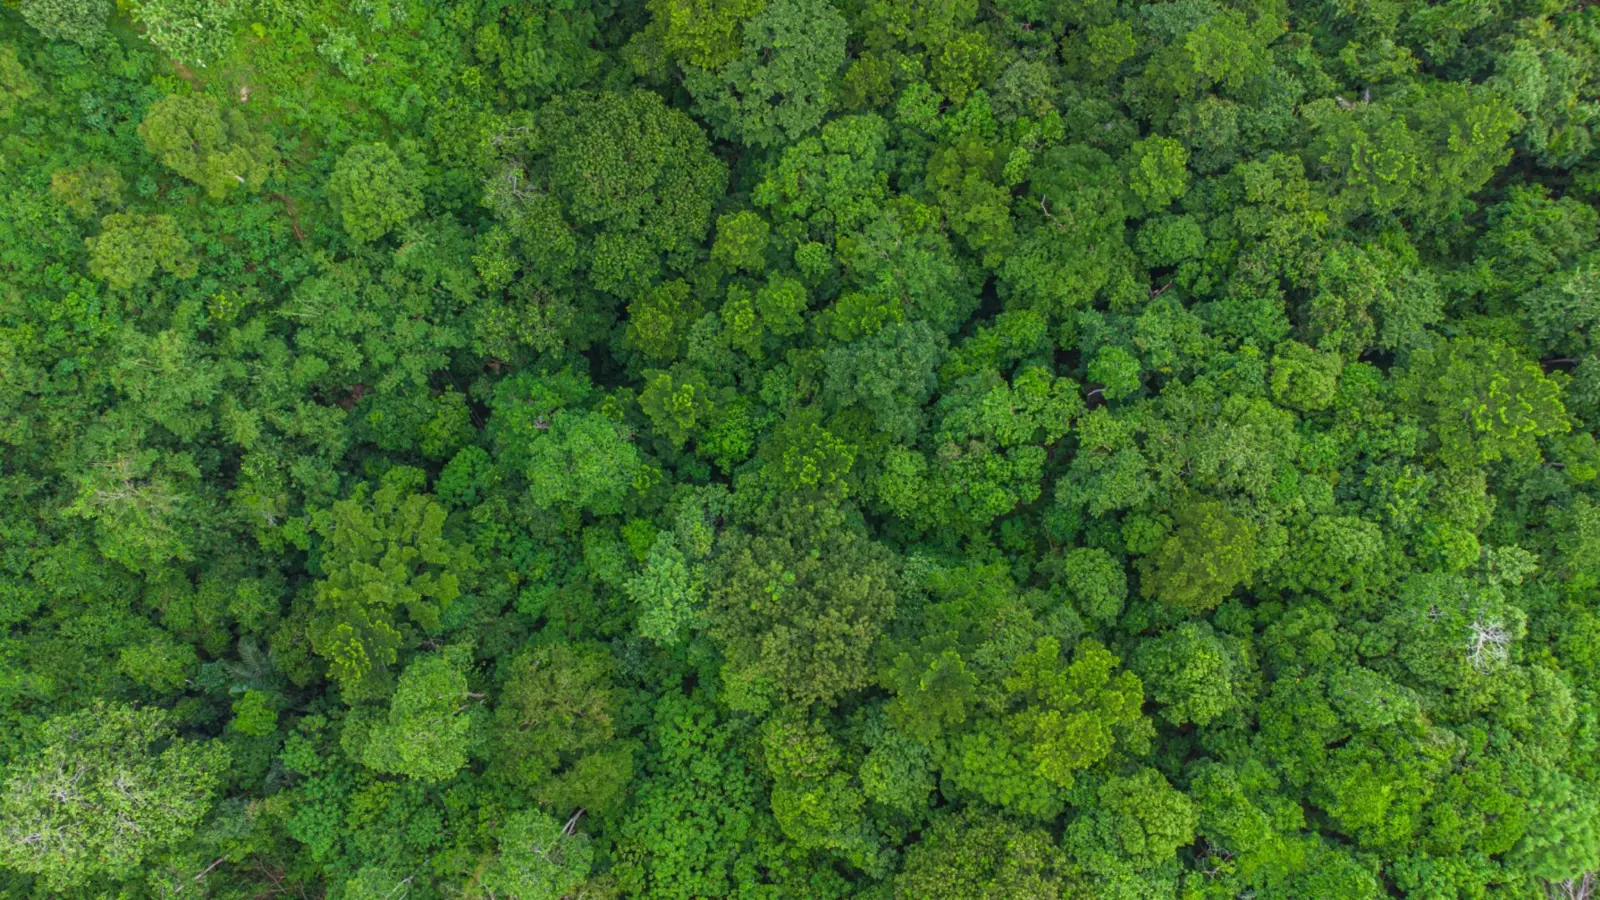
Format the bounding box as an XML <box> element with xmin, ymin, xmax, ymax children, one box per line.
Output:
<box><xmin>8</xmin><ymin>0</ymin><xmax>1600</xmax><ymax>897</ymax></box>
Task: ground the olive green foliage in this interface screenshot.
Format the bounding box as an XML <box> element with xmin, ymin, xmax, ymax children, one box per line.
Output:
<box><xmin>8</xmin><ymin>0</ymin><xmax>1600</xmax><ymax>896</ymax></box>
<box><xmin>304</xmin><ymin>469</ymin><xmax>478</xmax><ymax>701</ymax></box>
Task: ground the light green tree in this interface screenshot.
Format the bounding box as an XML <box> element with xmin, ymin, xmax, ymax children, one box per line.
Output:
<box><xmin>139</xmin><ymin>94</ymin><xmax>276</xmax><ymax>200</ymax></box>
<box><xmin>328</xmin><ymin>142</ymin><xmax>425</xmax><ymax>243</ymax></box>
<box><xmin>0</xmin><ymin>703</ymin><xmax>229</xmax><ymax>891</ymax></box>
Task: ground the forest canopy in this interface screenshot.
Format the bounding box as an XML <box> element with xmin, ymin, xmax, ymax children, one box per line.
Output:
<box><xmin>3</xmin><ymin>0</ymin><xmax>1600</xmax><ymax>897</ymax></box>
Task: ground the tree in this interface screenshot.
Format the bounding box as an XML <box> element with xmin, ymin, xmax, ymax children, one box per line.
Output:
<box><xmin>20</xmin><ymin>0</ymin><xmax>109</xmax><ymax>46</ymax></box>
<box><xmin>893</xmin><ymin>808</ymin><xmax>1070</xmax><ymax>899</ymax></box>
<box><xmin>138</xmin><ymin>94</ymin><xmax>276</xmax><ymax>200</ymax></box>
<box><xmin>1131</xmin><ymin>621</ymin><xmax>1239</xmax><ymax>726</ymax></box>
<box><xmin>491</xmin><ymin>641</ymin><xmax>633</xmax><ymax>815</ymax></box>
<box><xmin>1058</xmin><ymin>546</ymin><xmax>1127</xmax><ymax>624</ymax></box>
<box><xmin>648</xmin><ymin>0</ymin><xmax>766</xmax><ymax>70</ymax></box>
<box><xmin>1406</xmin><ymin>337</ymin><xmax>1570</xmax><ymax>469</ymax></box>
<box><xmin>359</xmin><ymin>649</ymin><xmax>478</xmax><ymax>782</ymax></box>
<box><xmin>753</xmin><ymin>112</ymin><xmax>892</xmax><ymax>242</ymax></box>
<box><xmin>86</xmin><ymin>212</ymin><xmax>197</xmax><ymax>289</ymax></box>
<box><xmin>1064</xmin><ymin>768</ymin><xmax>1198</xmax><ymax>871</ymax></box>
<box><xmin>1127</xmin><ymin>135</ymin><xmax>1190</xmax><ymax>210</ymax></box>
<box><xmin>1139</xmin><ymin>500</ymin><xmax>1258</xmax><ymax>614</ymax></box>
<box><xmin>1302</xmin><ymin>81</ymin><xmax>1518</xmax><ymax>226</ymax></box>
<box><xmin>710</xmin><ymin>209</ymin><xmax>771</xmax><ymax>273</ymax></box>
<box><xmin>708</xmin><ymin>497</ymin><xmax>899</xmax><ymax>710</ymax></box>
<box><xmin>999</xmin><ymin>144</ymin><xmax>1131</xmax><ymax>317</ymax></box>
<box><xmin>484</xmin><ymin>90</ymin><xmax>726</xmax><ymax>296</ymax></box>
<box><xmin>49</xmin><ymin>162</ymin><xmax>124</xmax><ymax>218</ymax></box>
<box><xmin>686</xmin><ymin>0</ymin><xmax>848</xmax><ymax>149</ymax></box>
<box><xmin>639</xmin><ymin>366</ymin><xmax>716</xmax><ymax>449</ymax></box>
<box><xmin>305</xmin><ymin>469</ymin><xmax>478</xmax><ymax>702</ymax></box>
<box><xmin>0</xmin><ymin>702</ymin><xmax>229</xmax><ymax>890</ymax></box>
<box><xmin>483</xmin><ymin>808</ymin><xmax>595</xmax><ymax>899</ymax></box>
<box><xmin>328</xmin><ymin>143</ymin><xmax>424</xmax><ymax>243</ymax></box>
<box><xmin>821</xmin><ymin>320</ymin><xmax>945</xmax><ymax>442</ymax></box>
<box><xmin>127</xmin><ymin>0</ymin><xmax>244</xmax><ymax>65</ymax></box>
<box><xmin>1508</xmin><ymin>771</ymin><xmax>1600</xmax><ymax>885</ymax></box>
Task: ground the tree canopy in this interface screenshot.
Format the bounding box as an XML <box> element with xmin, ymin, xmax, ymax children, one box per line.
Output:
<box><xmin>5</xmin><ymin>0</ymin><xmax>1600</xmax><ymax>897</ymax></box>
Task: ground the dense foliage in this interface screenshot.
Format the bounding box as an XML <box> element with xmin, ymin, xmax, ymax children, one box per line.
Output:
<box><xmin>4</xmin><ymin>0</ymin><xmax>1600</xmax><ymax>897</ymax></box>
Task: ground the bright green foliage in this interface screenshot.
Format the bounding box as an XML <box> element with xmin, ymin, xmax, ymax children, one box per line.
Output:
<box><xmin>931</xmin><ymin>31</ymin><xmax>998</xmax><ymax>105</ymax></box>
<box><xmin>1131</xmin><ymin>621</ymin><xmax>1239</xmax><ymax>725</ymax></box>
<box><xmin>306</xmin><ymin>470</ymin><xmax>478</xmax><ymax>702</ymax></box>
<box><xmin>1303</xmin><ymin>81</ymin><xmax>1519</xmax><ymax>224</ymax></box>
<box><xmin>881</xmin><ymin>365</ymin><xmax>1080</xmax><ymax>531</ymax></box>
<box><xmin>626</xmin><ymin>278</ymin><xmax>701</xmax><ymax>363</ymax></box>
<box><xmin>0</xmin><ymin>703</ymin><xmax>228</xmax><ymax>890</ymax></box>
<box><xmin>128</xmin><ymin>0</ymin><xmax>243</xmax><ymax>64</ymax></box>
<box><xmin>231</xmin><ymin>689</ymin><xmax>279</xmax><ymax>737</ymax></box>
<box><xmin>328</xmin><ymin>143</ymin><xmax>424</xmax><ymax>243</ymax></box>
<box><xmin>859</xmin><ymin>713</ymin><xmax>934</xmax><ymax>815</ymax></box>
<box><xmin>1406</xmin><ymin>337</ymin><xmax>1570</xmax><ymax>468</ymax></box>
<box><xmin>1139</xmin><ymin>501</ymin><xmax>1258</xmax><ymax>613</ymax></box>
<box><xmin>711</xmin><ymin>209</ymin><xmax>770</xmax><ymax>273</ymax></box>
<box><xmin>490</xmin><ymin>372</ymin><xmax>644</xmax><ymax>515</ymax></box>
<box><xmin>1134</xmin><ymin>213</ymin><xmax>1205</xmax><ymax>269</ymax></box>
<box><xmin>754</xmin><ymin>112</ymin><xmax>892</xmax><ymax>240</ymax></box>
<box><xmin>1270</xmin><ymin>340</ymin><xmax>1342</xmax><ymax>411</ymax></box>
<box><xmin>761</xmin><ymin>716</ymin><xmax>871</xmax><ymax>859</ymax></box>
<box><xmin>139</xmin><ymin>94</ymin><xmax>276</xmax><ymax>200</ymax></box>
<box><xmin>1509</xmin><ymin>770</ymin><xmax>1600</xmax><ymax>883</ymax></box>
<box><xmin>926</xmin><ymin>134</ymin><xmax>1015</xmax><ymax>267</ymax></box>
<box><xmin>86</xmin><ymin>212</ymin><xmax>197</xmax><ymax>289</ymax></box>
<box><xmin>1064</xmin><ymin>768</ymin><xmax>1198</xmax><ymax>870</ymax></box>
<box><xmin>1000</xmin><ymin>144</ymin><xmax>1130</xmax><ymax>317</ymax></box>
<box><xmin>1127</xmin><ymin>135</ymin><xmax>1190</xmax><ymax>209</ymax></box>
<box><xmin>1059</xmin><ymin>546</ymin><xmax>1127</xmax><ymax>623</ymax></box>
<box><xmin>648</xmin><ymin>0</ymin><xmax>766</xmax><ymax>69</ymax></box>
<box><xmin>628</xmin><ymin>536</ymin><xmax>706</xmax><ymax>644</ymax></box>
<box><xmin>611</xmin><ymin>694</ymin><xmax>765</xmax><ymax>898</ymax></box>
<box><xmin>359</xmin><ymin>649</ymin><xmax>476</xmax><ymax>781</ymax></box>
<box><xmin>10</xmin><ymin>0</ymin><xmax>1600</xmax><ymax>896</ymax></box>
<box><xmin>884</xmin><ymin>565</ymin><xmax>1150</xmax><ymax>820</ymax></box>
<box><xmin>1089</xmin><ymin>345</ymin><xmax>1142</xmax><ymax>401</ymax></box>
<box><xmin>1492</xmin><ymin>18</ymin><xmax>1600</xmax><ymax>168</ymax></box>
<box><xmin>483</xmin><ymin>808</ymin><xmax>595</xmax><ymax>899</ymax></box>
<box><xmin>686</xmin><ymin>0</ymin><xmax>848</xmax><ymax>148</ymax></box>
<box><xmin>957</xmin><ymin>637</ymin><xmax>1145</xmax><ymax>798</ymax></box>
<box><xmin>20</xmin><ymin>0</ymin><xmax>109</xmax><ymax>46</ymax></box>
<box><xmin>640</xmin><ymin>367</ymin><xmax>715</xmax><ymax>448</ymax></box>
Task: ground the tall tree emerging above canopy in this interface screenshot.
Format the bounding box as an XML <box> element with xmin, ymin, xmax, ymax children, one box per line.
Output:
<box><xmin>0</xmin><ymin>703</ymin><xmax>228</xmax><ymax>891</ymax></box>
